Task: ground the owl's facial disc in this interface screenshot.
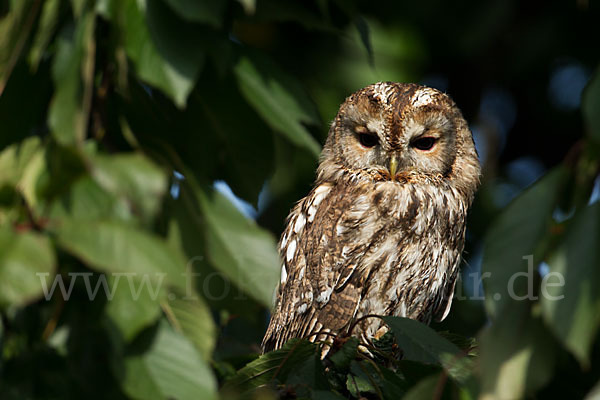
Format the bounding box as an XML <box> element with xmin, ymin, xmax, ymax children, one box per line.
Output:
<box><xmin>355</xmin><ymin>126</ymin><xmax>379</xmax><ymax>148</ymax></box>
<box><xmin>399</xmin><ymin>110</ymin><xmax>457</xmax><ymax>177</ymax></box>
<box><xmin>411</xmin><ymin>136</ymin><xmax>437</xmax><ymax>151</ymax></box>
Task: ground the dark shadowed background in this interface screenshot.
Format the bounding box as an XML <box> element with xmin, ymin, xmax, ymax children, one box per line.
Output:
<box><xmin>0</xmin><ymin>0</ymin><xmax>599</xmax><ymax>399</ymax></box>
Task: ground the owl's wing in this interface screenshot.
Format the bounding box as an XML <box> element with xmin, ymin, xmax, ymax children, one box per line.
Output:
<box><xmin>432</xmin><ymin>258</ymin><xmax>461</xmax><ymax>322</ymax></box>
<box><xmin>262</xmin><ymin>182</ymin><xmax>377</xmax><ymax>352</ymax></box>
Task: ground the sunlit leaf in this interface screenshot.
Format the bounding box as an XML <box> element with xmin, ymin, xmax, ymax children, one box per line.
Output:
<box><xmin>105</xmin><ymin>273</ymin><xmax>164</xmax><ymax>342</ymax></box>
<box><xmin>54</xmin><ymin>219</ymin><xmax>186</xmax><ymax>290</ymax></box>
<box><xmin>482</xmin><ymin>167</ymin><xmax>569</xmax><ymax>316</ymax></box>
<box><xmin>122</xmin><ymin>320</ymin><xmax>217</xmax><ymax>400</ymax></box>
<box><xmin>166</xmin><ymin>190</ymin><xmax>267</xmax><ymax>323</ymax></box>
<box><xmin>0</xmin><ymin>136</ymin><xmax>42</xmax><ymax>187</ymax></box>
<box><xmin>54</xmin><ymin>218</ymin><xmax>196</xmax><ymax>340</ymax></box>
<box><xmin>541</xmin><ymin>202</ymin><xmax>600</xmax><ymax>366</ymax></box>
<box><xmin>0</xmin><ymin>137</ymin><xmax>45</xmax><ymax>216</ymax></box>
<box><xmin>48</xmin><ymin>9</ymin><xmax>95</xmax><ymax>145</ymax></box>
<box><xmin>48</xmin><ymin>176</ymin><xmax>131</xmax><ymax>222</ymax></box>
<box><xmin>585</xmin><ymin>379</ymin><xmax>600</xmax><ymax>400</ymax></box>
<box><xmin>234</xmin><ymin>54</ymin><xmax>322</xmax><ymax>157</ymax></box>
<box><xmin>236</xmin><ymin>0</ymin><xmax>256</xmax><ymax>15</ymax></box>
<box><xmin>195</xmin><ymin>185</ymin><xmax>280</xmax><ymax>308</ymax></box>
<box><xmin>69</xmin><ymin>0</ymin><xmax>87</xmax><ymax>18</ymax></box>
<box><xmin>118</xmin><ymin>0</ymin><xmax>204</xmax><ymax>108</ymax></box>
<box><xmin>479</xmin><ymin>301</ymin><xmax>555</xmax><ymax>399</ymax></box>
<box><xmin>28</xmin><ymin>0</ymin><xmax>61</xmax><ymax>71</ymax></box>
<box><xmin>164</xmin><ymin>294</ymin><xmax>217</xmax><ymax>361</ymax></box>
<box><xmin>91</xmin><ymin>153</ymin><xmax>168</xmax><ymax>222</ymax></box>
<box><xmin>0</xmin><ymin>227</ymin><xmax>56</xmax><ymax>308</ymax></box>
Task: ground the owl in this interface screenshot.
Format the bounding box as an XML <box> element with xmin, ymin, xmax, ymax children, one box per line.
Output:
<box><xmin>262</xmin><ymin>82</ymin><xmax>480</xmax><ymax>354</ymax></box>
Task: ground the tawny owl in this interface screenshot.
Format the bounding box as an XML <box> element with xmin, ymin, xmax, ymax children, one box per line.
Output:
<box><xmin>262</xmin><ymin>82</ymin><xmax>480</xmax><ymax>353</ymax></box>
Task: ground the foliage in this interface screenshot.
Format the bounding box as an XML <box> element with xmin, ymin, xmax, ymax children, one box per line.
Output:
<box><xmin>0</xmin><ymin>0</ymin><xmax>599</xmax><ymax>399</ymax></box>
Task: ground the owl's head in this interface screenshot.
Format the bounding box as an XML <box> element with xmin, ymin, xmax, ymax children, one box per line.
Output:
<box><xmin>317</xmin><ymin>82</ymin><xmax>480</xmax><ymax>197</ymax></box>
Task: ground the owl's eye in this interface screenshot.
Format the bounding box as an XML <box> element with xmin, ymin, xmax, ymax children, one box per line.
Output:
<box><xmin>358</xmin><ymin>132</ymin><xmax>378</xmax><ymax>148</ymax></box>
<box><xmin>412</xmin><ymin>136</ymin><xmax>437</xmax><ymax>151</ymax></box>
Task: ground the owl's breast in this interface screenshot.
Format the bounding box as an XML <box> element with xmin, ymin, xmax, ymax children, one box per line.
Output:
<box><xmin>368</xmin><ymin>179</ymin><xmax>466</xmax><ymax>236</ymax></box>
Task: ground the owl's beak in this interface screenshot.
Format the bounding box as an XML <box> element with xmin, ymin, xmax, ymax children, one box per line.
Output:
<box><xmin>389</xmin><ymin>155</ymin><xmax>398</xmax><ymax>181</ymax></box>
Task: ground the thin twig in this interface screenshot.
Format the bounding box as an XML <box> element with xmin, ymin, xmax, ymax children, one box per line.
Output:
<box><xmin>42</xmin><ymin>293</ymin><xmax>65</xmax><ymax>340</ymax></box>
<box><xmin>433</xmin><ymin>370</ymin><xmax>448</xmax><ymax>400</ymax></box>
<box><xmin>346</xmin><ymin>313</ymin><xmax>385</xmax><ymax>336</ymax></box>
<box><xmin>356</xmin><ymin>358</ymin><xmax>384</xmax><ymax>400</ymax></box>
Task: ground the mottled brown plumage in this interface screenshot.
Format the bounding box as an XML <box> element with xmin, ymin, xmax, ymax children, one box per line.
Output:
<box><xmin>262</xmin><ymin>82</ymin><xmax>480</xmax><ymax>353</ymax></box>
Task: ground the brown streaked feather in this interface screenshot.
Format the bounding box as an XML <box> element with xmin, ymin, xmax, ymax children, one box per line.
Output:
<box><xmin>262</xmin><ymin>82</ymin><xmax>480</xmax><ymax>355</ymax></box>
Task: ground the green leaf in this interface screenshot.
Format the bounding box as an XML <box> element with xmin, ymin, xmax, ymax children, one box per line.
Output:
<box><xmin>0</xmin><ymin>136</ymin><xmax>42</xmax><ymax>187</ymax></box>
<box><xmin>0</xmin><ymin>137</ymin><xmax>45</xmax><ymax>216</ymax></box>
<box><xmin>379</xmin><ymin>365</ymin><xmax>411</xmax><ymax>399</ymax></box>
<box><xmin>28</xmin><ymin>0</ymin><xmax>61</xmax><ymax>71</ymax></box>
<box><xmin>402</xmin><ymin>373</ymin><xmax>447</xmax><ymax>400</ymax></box>
<box><xmin>48</xmin><ymin>175</ymin><xmax>131</xmax><ymax>222</ymax></box>
<box><xmin>69</xmin><ymin>0</ymin><xmax>87</xmax><ymax>18</ymax></box>
<box><xmin>223</xmin><ymin>338</ymin><xmax>317</xmax><ymax>394</ymax></box>
<box><xmin>0</xmin><ymin>227</ymin><xmax>56</xmax><ymax>308</ymax></box>
<box><xmin>122</xmin><ymin>320</ymin><xmax>217</xmax><ymax>400</ymax></box>
<box><xmin>91</xmin><ymin>153</ymin><xmax>168</xmax><ymax>222</ymax></box>
<box><xmin>163</xmin><ymin>294</ymin><xmax>217</xmax><ymax>361</ymax></box>
<box><xmin>482</xmin><ymin>167</ymin><xmax>569</xmax><ymax>316</ymax></box>
<box><xmin>383</xmin><ymin>316</ymin><xmax>473</xmax><ymax>383</ymax></box>
<box><xmin>346</xmin><ymin>368</ymin><xmax>376</xmax><ymax>398</ymax></box>
<box><xmin>0</xmin><ymin>0</ymin><xmax>38</xmax><ymax>93</ymax></box>
<box><xmin>312</xmin><ymin>391</ymin><xmax>346</xmax><ymax>400</ymax></box>
<box><xmin>285</xmin><ymin>352</ymin><xmax>329</xmax><ymax>393</ymax></box>
<box><xmin>329</xmin><ymin>337</ymin><xmax>359</xmax><ymax>370</ymax></box>
<box><xmin>541</xmin><ymin>202</ymin><xmax>600</xmax><ymax>366</ymax></box>
<box><xmin>354</xmin><ymin>16</ymin><xmax>374</xmax><ymax>65</ymax></box>
<box><xmin>234</xmin><ymin>54</ymin><xmax>322</xmax><ymax>157</ymax></box>
<box><xmin>585</xmin><ymin>379</ymin><xmax>600</xmax><ymax>400</ymax></box>
<box><xmin>166</xmin><ymin>188</ymin><xmax>267</xmax><ymax>325</ymax></box>
<box><xmin>54</xmin><ymin>218</ymin><xmax>190</xmax><ymax>339</ymax></box>
<box><xmin>118</xmin><ymin>0</ymin><xmax>205</xmax><ymax>108</ymax></box>
<box><xmin>236</xmin><ymin>0</ymin><xmax>256</xmax><ymax>15</ymax></box>
<box><xmin>103</xmin><ymin>271</ymin><xmax>165</xmax><ymax>342</ymax></box>
<box><xmin>184</xmin><ymin>78</ymin><xmax>274</xmax><ymax>204</ymax></box>
<box><xmin>161</xmin><ymin>0</ymin><xmax>226</xmax><ymax>27</ymax></box>
<box><xmin>582</xmin><ymin>67</ymin><xmax>600</xmax><ymax>143</ymax></box>
<box><xmin>54</xmin><ymin>219</ymin><xmax>186</xmax><ymax>290</ymax></box>
<box><xmin>479</xmin><ymin>301</ymin><xmax>555</xmax><ymax>399</ymax></box>
<box><xmin>48</xmin><ymin>9</ymin><xmax>95</xmax><ymax>145</ymax></box>
<box><xmin>251</xmin><ymin>1</ymin><xmax>331</xmax><ymax>31</ymax></box>
<box><xmin>196</xmin><ymin>186</ymin><xmax>280</xmax><ymax>308</ymax></box>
